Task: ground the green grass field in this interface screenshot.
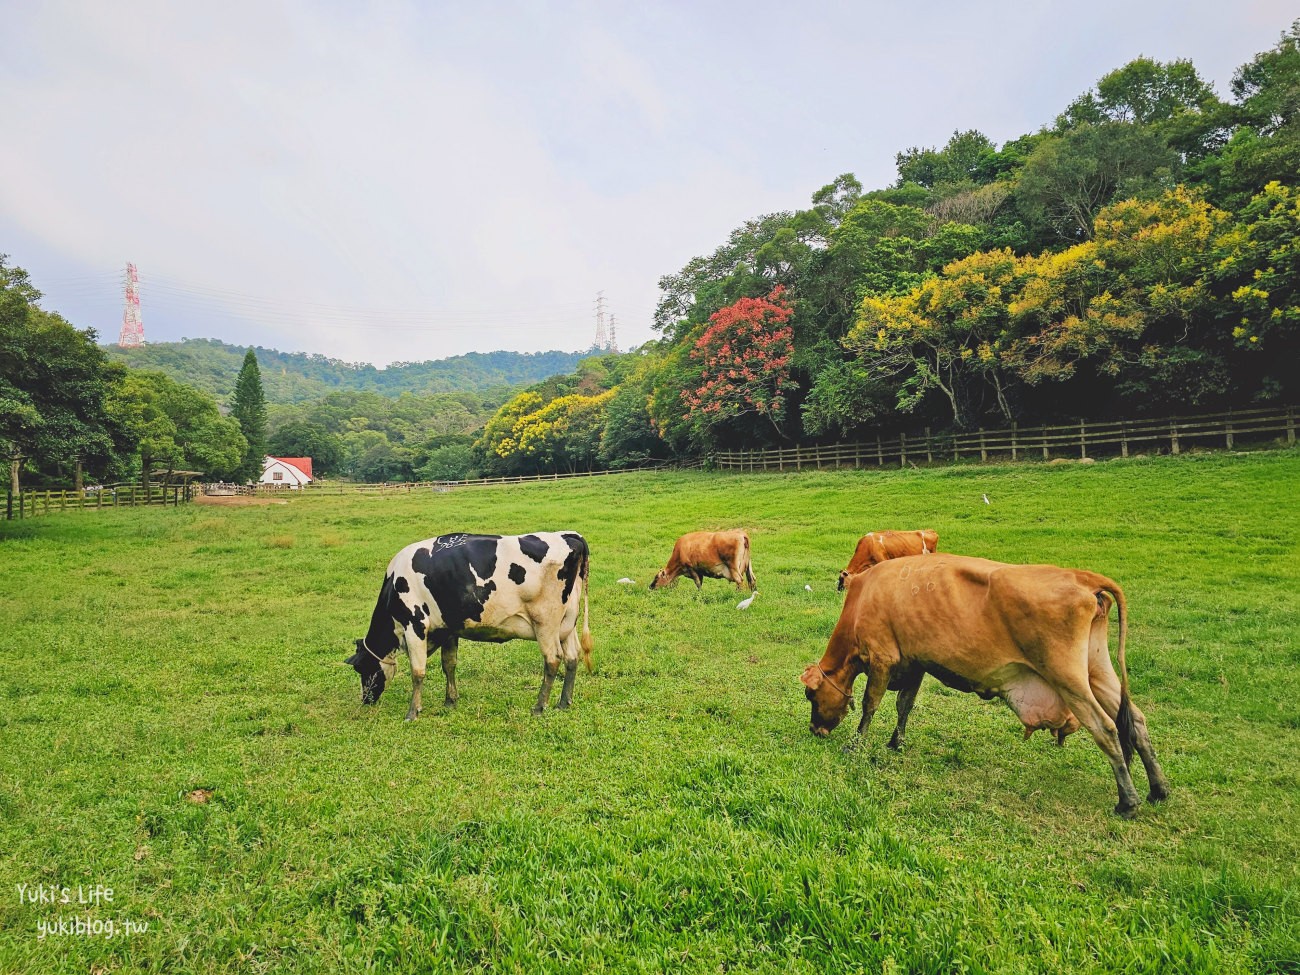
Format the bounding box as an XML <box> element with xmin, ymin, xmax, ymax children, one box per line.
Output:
<box><xmin>1</xmin><ymin>450</ymin><xmax>1298</xmax><ymax>973</ymax></box>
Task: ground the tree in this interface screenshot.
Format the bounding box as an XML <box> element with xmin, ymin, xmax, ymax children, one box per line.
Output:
<box><xmin>1211</xmin><ymin>181</ymin><xmax>1300</xmax><ymax>401</ymax></box>
<box><xmin>231</xmin><ymin>349</ymin><xmax>267</xmax><ymax>481</ymax></box>
<box><xmin>681</xmin><ymin>287</ymin><xmax>796</xmax><ymax>442</ymax></box>
<box><xmin>895</xmin><ymin>130</ymin><xmax>999</xmax><ymax>189</ymax></box>
<box><xmin>1059</xmin><ymin>58</ymin><xmax>1222</xmax><ymax>128</ymax></box>
<box><xmin>1215</xmin><ymin>21</ymin><xmax>1300</xmax><ymax>206</ymax></box>
<box><xmin>0</xmin><ymin>257</ymin><xmax>124</xmax><ymax>493</ymax></box>
<box><xmin>1005</xmin><ymin>187</ymin><xmax>1231</xmax><ymax>408</ymax></box>
<box><xmin>1015</xmin><ymin>123</ymin><xmax>1180</xmax><ymax>242</ymax></box>
<box><xmin>114</xmin><ymin>371</ymin><xmax>246</xmax><ymax>481</ymax></box>
<box><xmin>845</xmin><ymin>249</ymin><xmax>1028</xmax><ymax>427</ymax></box>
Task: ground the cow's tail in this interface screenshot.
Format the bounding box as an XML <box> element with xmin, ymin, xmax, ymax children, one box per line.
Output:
<box><xmin>580</xmin><ymin>545</ymin><xmax>593</xmax><ymax>673</ymax></box>
<box><xmin>1097</xmin><ymin>577</ymin><xmax>1134</xmax><ymax>766</ymax></box>
<box><xmin>743</xmin><ymin>533</ymin><xmax>756</xmax><ymax>591</ymax></box>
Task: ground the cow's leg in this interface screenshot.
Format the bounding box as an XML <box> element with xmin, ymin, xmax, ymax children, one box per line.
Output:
<box><xmin>843</xmin><ymin>664</ymin><xmax>888</xmax><ymax>751</ymax></box>
<box><xmin>887</xmin><ymin>666</ymin><xmax>926</xmax><ymax>750</ymax></box>
<box><xmin>440</xmin><ymin>635</ymin><xmax>460</xmax><ymax>708</ymax></box>
<box><xmin>532</xmin><ymin>627</ymin><xmax>564</xmax><ymax>715</ymax></box>
<box><xmin>405</xmin><ymin>627</ymin><xmax>427</xmax><ymax>722</ymax></box>
<box><xmin>556</xmin><ymin>630</ymin><xmax>581</xmax><ymax>709</ymax></box>
<box><xmin>1087</xmin><ymin>624</ymin><xmax>1170</xmax><ymax>803</ymax></box>
<box><xmin>744</xmin><ymin>559</ymin><xmax>757</xmax><ymax>592</ymax></box>
<box><xmin>1056</xmin><ymin>679</ymin><xmax>1143</xmax><ymax>816</ymax></box>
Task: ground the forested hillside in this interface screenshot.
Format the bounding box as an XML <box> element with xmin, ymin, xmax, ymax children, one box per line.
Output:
<box><xmin>468</xmin><ymin>22</ymin><xmax>1300</xmax><ymax>478</ymax></box>
<box><xmin>104</xmin><ymin>338</ymin><xmax>586</xmax><ymax>404</ymax></box>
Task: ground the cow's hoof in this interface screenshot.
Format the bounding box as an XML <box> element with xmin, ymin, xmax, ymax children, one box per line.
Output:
<box><xmin>531</xmin><ymin>706</ymin><xmax>545</xmax><ymax>716</ymax></box>
<box><xmin>444</xmin><ymin>699</ymin><xmax>457</xmax><ymax>709</ymax></box>
<box><xmin>1114</xmin><ymin>801</ymin><xmax>1139</xmax><ymax>819</ymax></box>
<box><xmin>1148</xmin><ymin>787</ymin><xmax>1169</xmax><ymax>804</ymax></box>
<box><xmin>404</xmin><ymin>713</ymin><xmax>419</xmax><ymax>722</ymax></box>
<box><xmin>841</xmin><ymin>737</ymin><xmax>863</xmax><ymax>755</ymax></box>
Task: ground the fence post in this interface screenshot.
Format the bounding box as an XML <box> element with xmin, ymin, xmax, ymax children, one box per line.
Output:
<box><xmin>899</xmin><ymin>432</ymin><xmax>907</xmax><ymax>468</ymax></box>
<box><xmin>1042</xmin><ymin>425</ymin><xmax>1049</xmax><ymax>461</ymax></box>
<box><xmin>1288</xmin><ymin>406</ymin><xmax>1296</xmax><ymax>445</ymax></box>
<box><xmin>1080</xmin><ymin>419</ymin><xmax>1087</xmax><ymax>459</ymax></box>
<box><xmin>1171</xmin><ymin>418</ymin><xmax>1180</xmax><ymax>455</ymax></box>
<box><xmin>1010</xmin><ymin>422</ymin><xmax>1018</xmax><ymax>461</ymax></box>
<box><xmin>925</xmin><ymin>427</ymin><xmax>933</xmax><ymax>463</ymax></box>
<box><xmin>979</xmin><ymin>429</ymin><xmax>987</xmax><ymax>463</ymax></box>
<box><xmin>1121</xmin><ymin>421</ymin><xmax>1129</xmax><ymax>459</ymax></box>
<box><xmin>5</xmin><ymin>490</ymin><xmax>10</xmax><ymax>521</ymax></box>
<box><xmin>1225</xmin><ymin>409</ymin><xmax>1234</xmax><ymax>450</ymax></box>
<box><xmin>877</xmin><ymin>437</ymin><xmax>884</xmax><ymax>466</ymax></box>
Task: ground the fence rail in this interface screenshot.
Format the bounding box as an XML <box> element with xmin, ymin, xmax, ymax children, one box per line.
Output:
<box><xmin>5</xmin><ymin>482</ymin><xmax>192</xmax><ymax>520</ymax></box>
<box><xmin>711</xmin><ymin>406</ymin><xmax>1297</xmax><ymax>472</ymax></box>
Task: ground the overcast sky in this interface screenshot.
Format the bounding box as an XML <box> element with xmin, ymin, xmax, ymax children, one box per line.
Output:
<box><xmin>1</xmin><ymin>1</ymin><xmax>1293</xmax><ymax>367</ymax></box>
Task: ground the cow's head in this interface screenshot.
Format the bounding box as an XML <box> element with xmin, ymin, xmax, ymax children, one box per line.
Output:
<box><xmin>346</xmin><ymin>640</ymin><xmax>397</xmax><ymax>705</ymax></box>
<box><xmin>800</xmin><ymin>663</ymin><xmax>855</xmax><ymax>737</ymax></box>
<box><xmin>837</xmin><ymin>536</ymin><xmax>884</xmax><ymax>591</ymax></box>
<box><xmin>648</xmin><ymin>568</ymin><xmax>674</xmax><ymax>590</ymax></box>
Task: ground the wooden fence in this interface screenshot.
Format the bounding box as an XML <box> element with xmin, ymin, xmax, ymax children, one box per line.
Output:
<box><xmin>7</xmin><ymin>406</ymin><xmax>1293</xmax><ymax>519</ymax></box>
<box><xmin>4</xmin><ymin>482</ymin><xmax>193</xmax><ymax>520</ymax></box>
<box><xmin>712</xmin><ymin>406</ymin><xmax>1297</xmax><ymax>472</ymax></box>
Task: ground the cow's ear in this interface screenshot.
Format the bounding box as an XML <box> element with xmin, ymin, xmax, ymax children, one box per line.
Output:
<box><xmin>800</xmin><ymin>665</ymin><xmax>823</xmax><ymax>690</ymax></box>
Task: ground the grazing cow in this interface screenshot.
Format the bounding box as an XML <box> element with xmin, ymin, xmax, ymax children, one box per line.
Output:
<box><xmin>347</xmin><ymin>532</ymin><xmax>592</xmax><ymax>718</ymax></box>
<box><xmin>800</xmin><ymin>553</ymin><xmax>1170</xmax><ymax>816</ymax></box>
<box><xmin>649</xmin><ymin>530</ymin><xmax>756</xmax><ymax>591</ymax></box>
<box><xmin>837</xmin><ymin>529</ymin><xmax>938</xmax><ymax>590</ymax></box>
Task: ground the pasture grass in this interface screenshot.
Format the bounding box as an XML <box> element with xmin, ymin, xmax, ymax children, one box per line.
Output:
<box><xmin>1</xmin><ymin>449</ymin><xmax>1298</xmax><ymax>973</ymax></box>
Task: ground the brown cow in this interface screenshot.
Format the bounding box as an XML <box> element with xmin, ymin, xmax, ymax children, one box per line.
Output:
<box><xmin>650</xmin><ymin>530</ymin><xmax>756</xmax><ymax>591</ymax></box>
<box><xmin>837</xmin><ymin>529</ymin><xmax>939</xmax><ymax>590</ymax></box>
<box><xmin>800</xmin><ymin>553</ymin><xmax>1170</xmax><ymax>816</ymax></box>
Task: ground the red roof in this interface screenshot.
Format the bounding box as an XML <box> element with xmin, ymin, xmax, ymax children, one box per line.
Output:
<box><xmin>273</xmin><ymin>457</ymin><xmax>313</xmax><ymax>479</ymax></box>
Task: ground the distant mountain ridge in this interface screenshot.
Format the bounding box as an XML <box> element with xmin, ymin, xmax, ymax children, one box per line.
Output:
<box><xmin>104</xmin><ymin>338</ymin><xmax>588</xmax><ymax>404</ymax></box>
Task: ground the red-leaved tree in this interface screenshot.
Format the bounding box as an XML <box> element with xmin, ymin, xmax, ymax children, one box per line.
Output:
<box><xmin>682</xmin><ymin>287</ymin><xmax>795</xmax><ymax>439</ymax></box>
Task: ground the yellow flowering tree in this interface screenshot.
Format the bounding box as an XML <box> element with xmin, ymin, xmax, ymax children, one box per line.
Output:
<box><xmin>845</xmin><ymin>248</ymin><xmax>1028</xmax><ymax>427</ymax></box>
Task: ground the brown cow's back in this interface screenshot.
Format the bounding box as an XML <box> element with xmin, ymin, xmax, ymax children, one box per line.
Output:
<box><xmin>839</xmin><ymin>529</ymin><xmax>939</xmax><ymax>589</ymax></box>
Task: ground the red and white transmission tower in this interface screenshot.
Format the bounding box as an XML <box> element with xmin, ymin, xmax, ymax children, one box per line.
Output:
<box><xmin>118</xmin><ymin>263</ymin><xmax>144</xmax><ymax>347</ymax></box>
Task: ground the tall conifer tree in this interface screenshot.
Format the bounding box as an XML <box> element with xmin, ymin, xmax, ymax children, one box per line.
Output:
<box><xmin>231</xmin><ymin>349</ymin><xmax>267</xmax><ymax>481</ymax></box>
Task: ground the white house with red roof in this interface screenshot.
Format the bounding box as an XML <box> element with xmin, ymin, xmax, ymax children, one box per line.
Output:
<box><xmin>260</xmin><ymin>456</ymin><xmax>313</xmax><ymax>488</ymax></box>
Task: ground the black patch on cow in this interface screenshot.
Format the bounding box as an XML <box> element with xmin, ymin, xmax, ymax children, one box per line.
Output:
<box><xmin>464</xmin><ymin>536</ymin><xmax>499</xmax><ymax>581</ymax></box>
<box><xmin>394</xmin><ymin>576</ymin><xmax>410</xmax><ymax>594</ymax></box>
<box><xmin>412</xmin><ymin>537</ymin><xmax>499</xmax><ymax>631</ymax></box>
<box><xmin>361</xmin><ymin>574</ymin><xmax>407</xmax><ymax>657</ymax></box>
<box><xmin>557</xmin><ymin>533</ymin><xmax>588</xmax><ymax>604</ymax></box>
<box><xmin>518</xmin><ymin>534</ymin><xmax>549</xmax><ymax>563</ymax></box>
<box><xmin>508</xmin><ymin>563</ymin><xmax>527</xmax><ymax>585</ymax></box>
<box><xmin>923</xmin><ymin>662</ymin><xmax>995</xmax><ymax>699</ymax></box>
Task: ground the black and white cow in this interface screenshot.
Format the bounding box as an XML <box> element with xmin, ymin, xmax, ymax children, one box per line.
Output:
<box><xmin>347</xmin><ymin>532</ymin><xmax>592</xmax><ymax>718</ymax></box>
